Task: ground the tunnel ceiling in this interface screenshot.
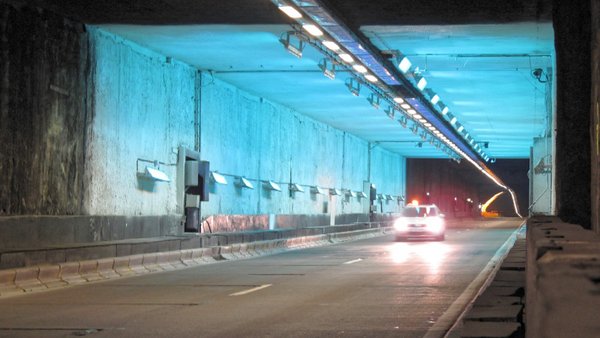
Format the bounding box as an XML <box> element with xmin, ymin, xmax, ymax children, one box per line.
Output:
<box><xmin>35</xmin><ymin>0</ymin><xmax>554</xmax><ymax>159</ymax></box>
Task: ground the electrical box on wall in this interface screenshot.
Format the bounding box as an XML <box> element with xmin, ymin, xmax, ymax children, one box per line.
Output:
<box><xmin>185</xmin><ymin>160</ymin><xmax>210</xmax><ymax>201</ymax></box>
<box><xmin>185</xmin><ymin>160</ymin><xmax>199</xmax><ymax>186</ymax></box>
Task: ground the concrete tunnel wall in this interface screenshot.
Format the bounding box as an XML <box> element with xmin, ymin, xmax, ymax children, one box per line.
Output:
<box><xmin>197</xmin><ymin>65</ymin><xmax>406</xmax><ymax>220</ymax></box>
<box><xmin>86</xmin><ymin>27</ymin><xmax>406</xmax><ymax>222</ymax></box>
<box><xmin>85</xmin><ymin>27</ymin><xmax>197</xmax><ymax>216</ymax></box>
<box><xmin>0</xmin><ymin>4</ymin><xmax>407</xmax><ymax>243</ymax></box>
<box><xmin>90</xmin><ymin>27</ymin><xmax>407</xmax><ymax>227</ymax></box>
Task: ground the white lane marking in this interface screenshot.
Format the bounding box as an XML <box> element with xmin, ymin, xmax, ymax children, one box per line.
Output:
<box><xmin>343</xmin><ymin>258</ymin><xmax>363</xmax><ymax>265</ymax></box>
<box><xmin>423</xmin><ymin>222</ymin><xmax>525</xmax><ymax>338</ymax></box>
<box><xmin>229</xmin><ymin>284</ymin><xmax>272</xmax><ymax>297</ymax></box>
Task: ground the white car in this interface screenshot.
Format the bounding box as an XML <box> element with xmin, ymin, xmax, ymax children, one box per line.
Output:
<box><xmin>393</xmin><ymin>204</ymin><xmax>446</xmax><ymax>241</ymax></box>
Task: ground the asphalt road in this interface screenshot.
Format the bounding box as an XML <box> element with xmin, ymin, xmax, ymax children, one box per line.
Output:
<box><xmin>0</xmin><ymin>219</ymin><xmax>522</xmax><ymax>338</ymax></box>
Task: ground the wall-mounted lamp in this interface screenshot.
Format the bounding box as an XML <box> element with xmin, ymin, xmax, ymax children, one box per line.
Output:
<box><xmin>397</xmin><ymin>195</ymin><xmax>405</xmax><ymax>202</ymax></box>
<box><xmin>311</xmin><ymin>186</ymin><xmax>327</xmax><ymax>195</ymax></box>
<box><xmin>357</xmin><ymin>191</ymin><xmax>368</xmax><ymax>198</ymax></box>
<box><xmin>210</xmin><ymin>171</ymin><xmax>228</xmax><ymax>185</ymax></box>
<box><xmin>330</xmin><ymin>188</ymin><xmax>342</xmax><ymax>196</ymax></box>
<box><xmin>145</xmin><ymin>167</ymin><xmax>170</xmax><ymax>182</ymax></box>
<box><xmin>236</xmin><ymin>177</ymin><xmax>254</xmax><ymax>189</ymax></box>
<box><xmin>264</xmin><ymin>180</ymin><xmax>281</xmax><ymax>191</ymax></box>
<box><xmin>289</xmin><ymin>183</ymin><xmax>304</xmax><ymax>193</ymax></box>
<box><xmin>385</xmin><ymin>194</ymin><xmax>393</xmax><ymax>201</ymax></box>
<box><xmin>346</xmin><ymin>189</ymin><xmax>357</xmax><ymax>198</ymax></box>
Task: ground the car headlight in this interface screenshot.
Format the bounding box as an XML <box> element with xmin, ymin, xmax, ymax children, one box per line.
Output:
<box><xmin>426</xmin><ymin>217</ymin><xmax>444</xmax><ymax>233</ymax></box>
<box><xmin>394</xmin><ymin>218</ymin><xmax>409</xmax><ymax>231</ymax></box>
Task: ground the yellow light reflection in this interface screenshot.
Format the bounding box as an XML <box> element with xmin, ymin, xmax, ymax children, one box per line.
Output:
<box><xmin>481</xmin><ymin>191</ymin><xmax>504</xmax><ymax>217</ymax></box>
<box><xmin>388</xmin><ymin>242</ymin><xmax>451</xmax><ymax>274</ymax></box>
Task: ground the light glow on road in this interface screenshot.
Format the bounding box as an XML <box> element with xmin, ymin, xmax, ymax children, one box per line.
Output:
<box><xmin>389</xmin><ymin>243</ymin><xmax>451</xmax><ymax>274</ymax></box>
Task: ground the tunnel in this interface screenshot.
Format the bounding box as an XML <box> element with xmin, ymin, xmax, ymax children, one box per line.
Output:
<box><xmin>0</xmin><ymin>0</ymin><xmax>599</xmax><ymax>337</ymax></box>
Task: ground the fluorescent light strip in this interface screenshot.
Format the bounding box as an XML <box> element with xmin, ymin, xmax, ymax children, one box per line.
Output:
<box><xmin>302</xmin><ymin>24</ymin><xmax>323</xmax><ymax>37</ymax></box>
<box><xmin>352</xmin><ymin>65</ymin><xmax>367</xmax><ymax>73</ymax></box>
<box><xmin>322</xmin><ymin>40</ymin><xmax>340</xmax><ymax>51</ymax></box>
<box><xmin>364</xmin><ymin>74</ymin><xmax>378</xmax><ymax>83</ymax></box>
<box><xmin>398</xmin><ymin>57</ymin><xmax>412</xmax><ymax>73</ymax></box>
<box><xmin>278</xmin><ymin>5</ymin><xmax>302</xmax><ymax>18</ymax></box>
<box><xmin>339</xmin><ymin>53</ymin><xmax>353</xmax><ymax>63</ymax></box>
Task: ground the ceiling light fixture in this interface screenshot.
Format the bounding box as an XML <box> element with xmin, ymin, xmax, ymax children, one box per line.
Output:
<box><xmin>416</xmin><ymin>76</ymin><xmax>427</xmax><ymax>91</ymax></box>
<box><xmin>302</xmin><ymin>24</ymin><xmax>323</xmax><ymax>37</ymax></box>
<box><xmin>397</xmin><ymin>55</ymin><xmax>412</xmax><ymax>73</ymax></box>
<box><xmin>279</xmin><ymin>31</ymin><xmax>304</xmax><ymax>58</ymax></box>
<box><xmin>367</xmin><ymin>93</ymin><xmax>381</xmax><ymax>109</ymax></box>
<box><xmin>322</xmin><ymin>40</ymin><xmax>340</xmax><ymax>51</ymax></box>
<box><xmin>364</xmin><ymin>74</ymin><xmax>378</xmax><ymax>83</ymax></box>
<box><xmin>318</xmin><ymin>58</ymin><xmax>336</xmax><ymax>80</ymax></box>
<box><xmin>338</xmin><ymin>53</ymin><xmax>354</xmax><ymax>63</ymax></box>
<box><xmin>278</xmin><ymin>5</ymin><xmax>302</xmax><ymax>18</ymax></box>
<box><xmin>353</xmin><ymin>64</ymin><xmax>368</xmax><ymax>73</ymax></box>
<box><xmin>345</xmin><ymin>78</ymin><xmax>361</xmax><ymax>96</ymax></box>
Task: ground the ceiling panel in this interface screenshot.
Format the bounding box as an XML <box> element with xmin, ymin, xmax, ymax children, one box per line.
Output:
<box><xmin>100</xmin><ymin>21</ymin><xmax>553</xmax><ymax>159</ymax></box>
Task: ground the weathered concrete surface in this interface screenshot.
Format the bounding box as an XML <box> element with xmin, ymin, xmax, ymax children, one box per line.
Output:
<box><xmin>0</xmin><ymin>215</ymin><xmax>182</xmax><ymax>250</ymax></box>
<box><xmin>592</xmin><ymin>0</ymin><xmax>600</xmax><ymax>233</ymax></box>
<box><xmin>526</xmin><ymin>217</ymin><xmax>600</xmax><ymax>338</ymax></box>
<box><xmin>0</xmin><ymin>3</ymin><xmax>87</xmax><ymax>215</ymax></box>
<box><xmin>84</xmin><ymin>27</ymin><xmax>197</xmax><ymax>216</ymax></box>
<box><xmin>553</xmin><ymin>0</ymin><xmax>592</xmax><ymax>228</ymax></box>
<box><xmin>200</xmin><ymin>73</ymin><xmax>406</xmax><ymax>217</ymax></box>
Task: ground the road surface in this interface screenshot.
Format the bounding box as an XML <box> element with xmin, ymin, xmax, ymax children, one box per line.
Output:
<box><xmin>0</xmin><ymin>219</ymin><xmax>522</xmax><ymax>337</ymax></box>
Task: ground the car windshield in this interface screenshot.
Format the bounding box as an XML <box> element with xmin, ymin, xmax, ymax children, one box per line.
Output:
<box><xmin>402</xmin><ymin>206</ymin><xmax>438</xmax><ymax>217</ymax></box>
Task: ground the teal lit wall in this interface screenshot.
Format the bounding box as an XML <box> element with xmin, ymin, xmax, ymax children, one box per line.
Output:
<box><xmin>84</xmin><ymin>27</ymin><xmax>407</xmax><ymax>219</ymax></box>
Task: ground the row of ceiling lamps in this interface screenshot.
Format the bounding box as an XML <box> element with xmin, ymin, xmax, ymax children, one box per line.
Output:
<box><xmin>276</xmin><ymin>2</ymin><xmax>493</xmax><ymax>163</ymax></box>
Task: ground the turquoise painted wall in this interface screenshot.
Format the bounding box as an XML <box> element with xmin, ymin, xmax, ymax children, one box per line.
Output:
<box><xmin>85</xmin><ymin>27</ymin><xmax>406</xmax><ymax>218</ymax></box>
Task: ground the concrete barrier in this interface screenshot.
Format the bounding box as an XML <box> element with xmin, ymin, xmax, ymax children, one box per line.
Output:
<box><xmin>142</xmin><ymin>253</ymin><xmax>162</xmax><ymax>272</ymax></box>
<box><xmin>180</xmin><ymin>249</ymin><xmax>195</xmax><ymax>266</ymax></box>
<box><xmin>14</xmin><ymin>266</ymin><xmax>45</xmax><ymax>292</ymax></box>
<box><xmin>38</xmin><ymin>265</ymin><xmax>67</xmax><ymax>288</ymax></box>
<box><xmin>79</xmin><ymin>260</ymin><xmax>103</xmax><ymax>282</ymax></box>
<box><xmin>128</xmin><ymin>255</ymin><xmax>148</xmax><ymax>275</ymax></box>
<box><xmin>97</xmin><ymin>258</ymin><xmax>120</xmax><ymax>279</ymax></box>
<box><xmin>167</xmin><ymin>251</ymin><xmax>186</xmax><ymax>269</ymax></box>
<box><xmin>59</xmin><ymin>262</ymin><xmax>86</xmax><ymax>285</ymax></box>
<box><xmin>0</xmin><ymin>269</ymin><xmax>21</xmax><ymax>297</ymax></box>
<box><xmin>114</xmin><ymin>256</ymin><xmax>135</xmax><ymax>276</ymax></box>
<box><xmin>526</xmin><ymin>217</ymin><xmax>600</xmax><ymax>338</ymax></box>
<box><xmin>156</xmin><ymin>252</ymin><xmax>177</xmax><ymax>271</ymax></box>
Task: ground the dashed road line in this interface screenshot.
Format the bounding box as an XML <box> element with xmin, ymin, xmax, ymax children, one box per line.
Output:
<box><xmin>229</xmin><ymin>284</ymin><xmax>273</xmax><ymax>296</ymax></box>
<box><xmin>343</xmin><ymin>258</ymin><xmax>363</xmax><ymax>265</ymax></box>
